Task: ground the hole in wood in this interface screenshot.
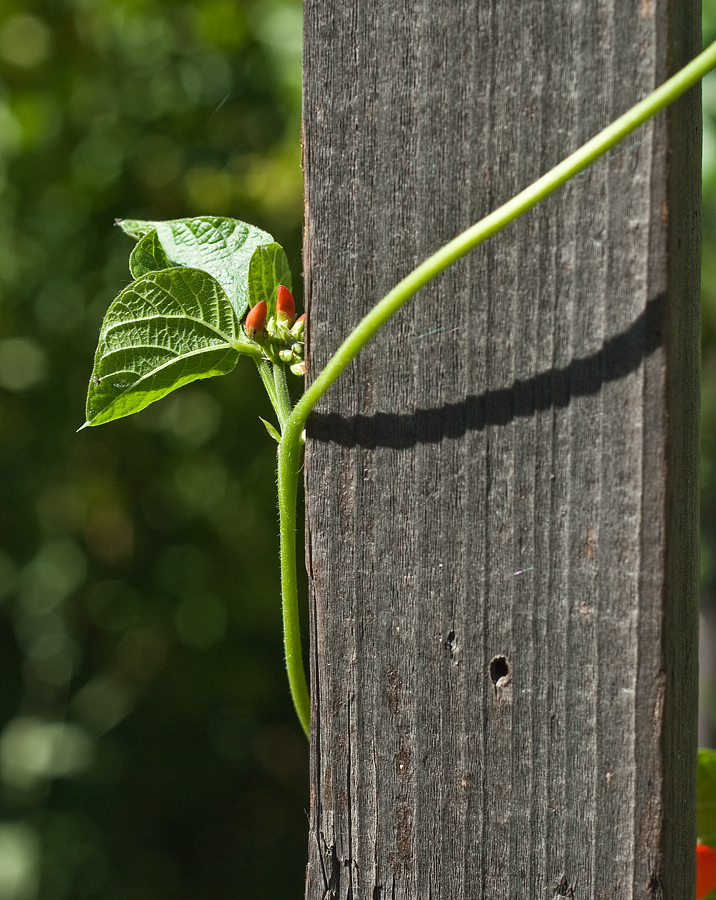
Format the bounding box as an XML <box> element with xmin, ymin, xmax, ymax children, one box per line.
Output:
<box><xmin>444</xmin><ymin>629</ymin><xmax>456</xmax><ymax>656</ymax></box>
<box><xmin>490</xmin><ymin>656</ymin><xmax>509</xmax><ymax>685</ymax></box>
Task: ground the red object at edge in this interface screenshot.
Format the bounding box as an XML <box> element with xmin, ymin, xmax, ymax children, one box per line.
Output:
<box><xmin>697</xmin><ymin>844</ymin><xmax>716</xmax><ymax>899</ymax></box>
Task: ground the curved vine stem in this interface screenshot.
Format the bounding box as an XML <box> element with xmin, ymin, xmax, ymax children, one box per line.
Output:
<box><xmin>277</xmin><ymin>40</ymin><xmax>716</xmax><ymax>738</ymax></box>
<box><xmin>277</xmin><ymin>433</ymin><xmax>310</xmax><ymax>737</ymax></box>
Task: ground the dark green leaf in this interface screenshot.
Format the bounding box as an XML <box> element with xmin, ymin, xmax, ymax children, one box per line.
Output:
<box><xmin>83</xmin><ymin>267</ymin><xmax>259</xmax><ymax>427</ymax></box>
<box><xmin>129</xmin><ymin>230</ymin><xmax>171</xmax><ymax>279</ymax></box>
<box><xmin>117</xmin><ymin>217</ymin><xmax>274</xmax><ymax>318</ymax></box>
<box><xmin>247</xmin><ymin>242</ymin><xmax>292</xmax><ymax>318</ymax></box>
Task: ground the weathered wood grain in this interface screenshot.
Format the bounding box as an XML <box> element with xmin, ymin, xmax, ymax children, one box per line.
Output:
<box><xmin>302</xmin><ymin>2</ymin><xmax>700</xmax><ymax>897</ymax></box>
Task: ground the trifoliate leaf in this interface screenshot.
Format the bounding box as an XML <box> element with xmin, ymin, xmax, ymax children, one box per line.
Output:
<box><xmin>117</xmin><ymin>217</ymin><xmax>273</xmax><ymax>319</ymax></box>
<box><xmin>83</xmin><ymin>266</ymin><xmax>259</xmax><ymax>427</ymax></box>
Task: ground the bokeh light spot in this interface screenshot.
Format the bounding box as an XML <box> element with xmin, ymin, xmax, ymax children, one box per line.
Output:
<box><xmin>0</xmin><ymin>718</ymin><xmax>92</xmax><ymax>790</ymax></box>
<box><xmin>0</xmin><ymin>15</ymin><xmax>51</xmax><ymax>69</ymax></box>
<box><xmin>136</xmin><ymin>387</ymin><xmax>220</xmax><ymax>446</ymax></box>
<box><xmin>71</xmin><ymin>673</ymin><xmax>135</xmax><ymax>734</ymax></box>
<box><xmin>0</xmin><ymin>822</ymin><xmax>40</xmax><ymax>900</ymax></box>
<box><xmin>21</xmin><ymin>539</ymin><xmax>87</xmax><ymax>610</ymax></box>
<box><xmin>0</xmin><ymin>104</ymin><xmax>22</xmax><ymax>158</ymax></box>
<box><xmin>0</xmin><ymin>339</ymin><xmax>46</xmax><ymax>392</ymax></box>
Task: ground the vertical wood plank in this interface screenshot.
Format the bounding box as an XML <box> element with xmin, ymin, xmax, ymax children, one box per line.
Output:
<box><xmin>302</xmin><ymin>2</ymin><xmax>700</xmax><ymax>898</ymax></box>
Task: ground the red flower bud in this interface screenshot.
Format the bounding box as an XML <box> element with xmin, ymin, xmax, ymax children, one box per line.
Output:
<box><xmin>697</xmin><ymin>844</ymin><xmax>716</xmax><ymax>899</ymax></box>
<box><xmin>276</xmin><ymin>285</ymin><xmax>296</xmax><ymax>324</ymax></box>
<box><xmin>245</xmin><ymin>300</ymin><xmax>267</xmax><ymax>337</ymax></box>
<box><xmin>294</xmin><ymin>314</ymin><xmax>305</xmax><ymax>326</ymax></box>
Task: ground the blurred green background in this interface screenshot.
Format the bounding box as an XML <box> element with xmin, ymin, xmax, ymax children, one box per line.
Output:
<box><xmin>1</xmin><ymin>2</ymin><xmax>716</xmax><ymax>899</ymax></box>
<box><xmin>0</xmin><ymin>0</ymin><xmax>307</xmax><ymax>898</ymax></box>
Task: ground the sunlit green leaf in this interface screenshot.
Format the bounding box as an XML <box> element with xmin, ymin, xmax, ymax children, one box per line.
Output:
<box><xmin>83</xmin><ymin>267</ymin><xmax>259</xmax><ymax>427</ymax></box>
<box><xmin>117</xmin><ymin>216</ymin><xmax>274</xmax><ymax>318</ymax></box>
<box><xmin>116</xmin><ymin>218</ymin><xmax>155</xmax><ymax>241</ymax></box>
<box><xmin>247</xmin><ymin>242</ymin><xmax>292</xmax><ymax>318</ymax></box>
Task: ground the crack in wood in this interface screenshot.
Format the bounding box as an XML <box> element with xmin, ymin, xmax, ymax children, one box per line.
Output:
<box><xmin>321</xmin><ymin>834</ymin><xmax>340</xmax><ymax>900</ymax></box>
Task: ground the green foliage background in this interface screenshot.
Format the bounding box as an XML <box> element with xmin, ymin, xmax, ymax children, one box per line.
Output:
<box><xmin>0</xmin><ymin>1</ymin><xmax>307</xmax><ymax>898</ymax></box>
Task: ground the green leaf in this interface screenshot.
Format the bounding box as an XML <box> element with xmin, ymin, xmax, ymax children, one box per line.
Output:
<box><xmin>247</xmin><ymin>242</ymin><xmax>292</xmax><ymax>318</ymax></box>
<box><xmin>699</xmin><ymin>747</ymin><xmax>716</xmax><ymax>848</ymax></box>
<box><xmin>115</xmin><ymin>218</ymin><xmax>155</xmax><ymax>241</ymax></box>
<box><xmin>117</xmin><ymin>217</ymin><xmax>274</xmax><ymax>318</ymax></box>
<box><xmin>83</xmin><ymin>267</ymin><xmax>259</xmax><ymax>427</ymax></box>
<box><xmin>129</xmin><ymin>230</ymin><xmax>171</xmax><ymax>279</ymax></box>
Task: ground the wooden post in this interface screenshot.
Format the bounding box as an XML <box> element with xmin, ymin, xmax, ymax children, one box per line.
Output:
<box><xmin>302</xmin><ymin>3</ymin><xmax>700</xmax><ymax>897</ymax></box>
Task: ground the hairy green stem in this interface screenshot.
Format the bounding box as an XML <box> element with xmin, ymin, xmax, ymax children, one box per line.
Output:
<box><xmin>255</xmin><ymin>358</ymin><xmax>294</xmax><ymax>434</ymax></box>
<box><xmin>277</xmin><ymin>434</ymin><xmax>310</xmax><ymax>738</ymax></box>
<box><xmin>255</xmin><ymin>359</ymin><xmax>278</xmax><ymax>413</ymax></box>
<box><xmin>272</xmin><ymin>363</ymin><xmax>293</xmax><ymax>432</ymax></box>
<box><xmin>277</xmin><ymin>40</ymin><xmax>716</xmax><ymax>737</ymax></box>
<box><xmin>256</xmin><ymin>357</ymin><xmax>309</xmax><ymax>736</ymax></box>
<box><xmin>274</xmin><ymin>359</ymin><xmax>310</xmax><ymax>739</ymax></box>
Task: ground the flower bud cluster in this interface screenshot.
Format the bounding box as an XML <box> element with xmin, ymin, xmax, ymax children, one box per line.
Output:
<box><xmin>244</xmin><ymin>286</ymin><xmax>305</xmax><ymax>376</ymax></box>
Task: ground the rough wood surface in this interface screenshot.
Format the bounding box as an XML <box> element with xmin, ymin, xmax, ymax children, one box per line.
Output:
<box><xmin>302</xmin><ymin>2</ymin><xmax>700</xmax><ymax>897</ymax></box>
